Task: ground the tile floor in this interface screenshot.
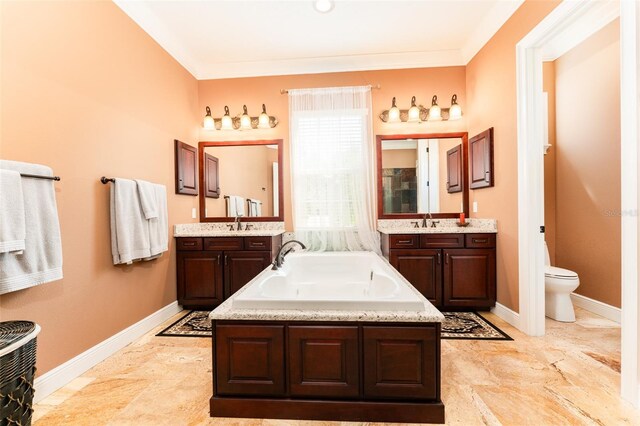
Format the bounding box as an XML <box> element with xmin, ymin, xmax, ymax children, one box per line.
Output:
<box><xmin>33</xmin><ymin>307</ymin><xmax>639</xmax><ymax>425</ymax></box>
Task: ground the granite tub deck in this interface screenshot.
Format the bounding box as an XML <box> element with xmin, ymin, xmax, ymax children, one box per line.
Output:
<box><xmin>209</xmin><ymin>257</ymin><xmax>445</xmax><ymax>424</ymax></box>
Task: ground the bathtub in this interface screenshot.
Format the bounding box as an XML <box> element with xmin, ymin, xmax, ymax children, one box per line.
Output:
<box><xmin>232</xmin><ymin>251</ymin><xmax>428</xmax><ymax>311</ymax></box>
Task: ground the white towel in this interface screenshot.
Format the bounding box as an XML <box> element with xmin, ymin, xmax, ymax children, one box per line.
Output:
<box><xmin>226</xmin><ymin>195</ymin><xmax>246</xmax><ymax>217</ymax></box>
<box><xmin>246</xmin><ymin>198</ymin><xmax>262</xmax><ymax>217</ymax></box>
<box><xmin>134</xmin><ymin>179</ymin><xmax>158</xmax><ymax>219</ymax></box>
<box><xmin>0</xmin><ymin>160</ymin><xmax>63</xmax><ymax>295</ymax></box>
<box><xmin>146</xmin><ymin>183</ymin><xmax>168</xmax><ymax>259</ymax></box>
<box><xmin>110</xmin><ymin>178</ymin><xmax>150</xmax><ymax>265</ymax></box>
<box><xmin>0</xmin><ymin>169</ymin><xmax>26</xmax><ymax>253</ymax></box>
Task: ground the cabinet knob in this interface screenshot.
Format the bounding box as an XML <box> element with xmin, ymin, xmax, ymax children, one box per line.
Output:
<box><xmin>217</xmin><ymin>254</ymin><xmax>221</xmax><ymax>265</ymax></box>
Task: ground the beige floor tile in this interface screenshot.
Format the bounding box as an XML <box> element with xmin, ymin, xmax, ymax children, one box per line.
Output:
<box><xmin>33</xmin><ymin>307</ymin><xmax>638</xmax><ymax>425</ymax></box>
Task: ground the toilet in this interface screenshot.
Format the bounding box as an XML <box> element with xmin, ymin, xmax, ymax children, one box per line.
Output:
<box><xmin>544</xmin><ymin>242</ymin><xmax>580</xmax><ymax>322</ymax></box>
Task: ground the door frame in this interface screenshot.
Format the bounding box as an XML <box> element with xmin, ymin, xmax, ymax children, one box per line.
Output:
<box><xmin>515</xmin><ymin>0</ymin><xmax>639</xmax><ymax>405</ymax></box>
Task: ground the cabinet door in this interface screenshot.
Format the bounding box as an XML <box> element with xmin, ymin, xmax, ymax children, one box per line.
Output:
<box><xmin>443</xmin><ymin>249</ymin><xmax>496</xmax><ymax>308</ymax></box>
<box><xmin>174</xmin><ymin>139</ymin><xmax>198</xmax><ymax>195</ymax></box>
<box><xmin>469</xmin><ymin>128</ymin><xmax>494</xmax><ymax>189</ymax></box>
<box><xmin>389</xmin><ymin>249</ymin><xmax>442</xmax><ymax>307</ymax></box>
<box><xmin>224</xmin><ymin>251</ymin><xmax>272</xmax><ymax>298</ymax></box>
<box><xmin>363</xmin><ymin>326</ymin><xmax>439</xmax><ymax>400</ymax></box>
<box><xmin>204</xmin><ymin>153</ymin><xmax>220</xmax><ymax>198</ymax></box>
<box><xmin>215</xmin><ymin>325</ymin><xmax>285</xmax><ymax>397</ymax></box>
<box><xmin>288</xmin><ymin>326</ymin><xmax>360</xmax><ymax>398</ymax></box>
<box><xmin>177</xmin><ymin>251</ymin><xmax>223</xmax><ymax>308</ymax></box>
<box><xmin>446</xmin><ymin>144</ymin><xmax>463</xmax><ymax>193</ymax></box>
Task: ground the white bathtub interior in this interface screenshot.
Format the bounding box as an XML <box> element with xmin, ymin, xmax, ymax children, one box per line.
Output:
<box><xmin>232</xmin><ymin>251</ymin><xmax>428</xmax><ymax>311</ymax></box>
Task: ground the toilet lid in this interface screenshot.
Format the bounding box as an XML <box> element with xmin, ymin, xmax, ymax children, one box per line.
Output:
<box><xmin>545</xmin><ymin>266</ymin><xmax>578</xmax><ymax>279</ymax></box>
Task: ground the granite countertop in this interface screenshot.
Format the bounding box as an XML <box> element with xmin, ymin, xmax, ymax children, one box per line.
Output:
<box><xmin>174</xmin><ymin>222</ymin><xmax>285</xmax><ymax>238</ymax></box>
<box><xmin>209</xmin><ymin>265</ymin><xmax>444</xmax><ymax>323</ymax></box>
<box><xmin>378</xmin><ymin>218</ymin><xmax>497</xmax><ymax>234</ymax></box>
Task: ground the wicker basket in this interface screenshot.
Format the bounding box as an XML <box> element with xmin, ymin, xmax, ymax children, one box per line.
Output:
<box><xmin>0</xmin><ymin>321</ymin><xmax>40</xmax><ymax>426</ymax></box>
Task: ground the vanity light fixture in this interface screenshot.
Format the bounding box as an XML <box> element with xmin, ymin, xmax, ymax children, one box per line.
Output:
<box><xmin>203</xmin><ymin>106</ymin><xmax>215</xmax><ymax>130</ymax></box>
<box><xmin>220</xmin><ymin>106</ymin><xmax>234</xmax><ymax>130</ymax></box>
<box><xmin>379</xmin><ymin>94</ymin><xmax>463</xmax><ymax>123</ymax></box>
<box><xmin>203</xmin><ymin>104</ymin><xmax>279</xmax><ymax>130</ymax></box>
<box><xmin>240</xmin><ymin>105</ymin><xmax>252</xmax><ymax>130</ymax></box>
<box><xmin>448</xmin><ymin>94</ymin><xmax>462</xmax><ymax>121</ymax></box>
<box><xmin>428</xmin><ymin>95</ymin><xmax>442</xmax><ymax>121</ymax></box>
<box><xmin>387</xmin><ymin>97</ymin><xmax>401</xmax><ymax>123</ymax></box>
<box><xmin>407</xmin><ymin>96</ymin><xmax>420</xmax><ymax>123</ymax></box>
<box><xmin>258</xmin><ymin>104</ymin><xmax>271</xmax><ymax>129</ymax></box>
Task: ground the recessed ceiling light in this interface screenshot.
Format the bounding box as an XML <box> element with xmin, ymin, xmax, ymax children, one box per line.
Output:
<box><xmin>314</xmin><ymin>0</ymin><xmax>334</xmax><ymax>13</ymax></box>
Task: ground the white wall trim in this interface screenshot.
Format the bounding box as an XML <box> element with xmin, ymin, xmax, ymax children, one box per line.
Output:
<box><xmin>571</xmin><ymin>293</ymin><xmax>621</xmax><ymax>324</ymax></box>
<box><xmin>620</xmin><ymin>0</ymin><xmax>640</xmax><ymax>408</ymax></box>
<box><xmin>490</xmin><ymin>302</ymin><xmax>521</xmax><ymax>330</ymax></box>
<box><xmin>33</xmin><ymin>301</ymin><xmax>181</xmax><ymax>403</ymax></box>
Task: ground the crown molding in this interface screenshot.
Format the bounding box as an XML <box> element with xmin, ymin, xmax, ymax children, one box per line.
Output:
<box><xmin>461</xmin><ymin>0</ymin><xmax>524</xmax><ymax>63</ymax></box>
<box><xmin>196</xmin><ymin>49</ymin><xmax>465</xmax><ymax>80</ymax></box>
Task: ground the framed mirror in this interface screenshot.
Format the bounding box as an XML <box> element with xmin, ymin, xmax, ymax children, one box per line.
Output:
<box><xmin>198</xmin><ymin>139</ymin><xmax>284</xmax><ymax>222</ymax></box>
<box><xmin>376</xmin><ymin>132</ymin><xmax>469</xmax><ymax>219</ymax></box>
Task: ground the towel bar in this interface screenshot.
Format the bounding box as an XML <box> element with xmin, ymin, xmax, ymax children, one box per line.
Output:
<box><xmin>20</xmin><ymin>173</ymin><xmax>60</xmax><ymax>181</ymax></box>
<box><xmin>100</xmin><ymin>177</ymin><xmax>115</xmax><ymax>184</ymax></box>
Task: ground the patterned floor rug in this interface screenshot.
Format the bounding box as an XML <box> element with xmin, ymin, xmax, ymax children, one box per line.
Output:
<box><xmin>157</xmin><ymin>310</ymin><xmax>512</xmax><ymax>341</ymax></box>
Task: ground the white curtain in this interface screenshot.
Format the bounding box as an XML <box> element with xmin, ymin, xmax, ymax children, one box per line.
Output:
<box><xmin>289</xmin><ymin>86</ymin><xmax>380</xmax><ymax>253</ymax></box>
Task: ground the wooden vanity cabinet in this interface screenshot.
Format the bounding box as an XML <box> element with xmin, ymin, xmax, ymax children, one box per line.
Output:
<box><xmin>384</xmin><ymin>233</ymin><xmax>496</xmax><ymax>310</ymax></box>
<box><xmin>176</xmin><ymin>235</ymin><xmax>281</xmax><ymax>308</ymax></box>
<box><xmin>388</xmin><ymin>249</ymin><xmax>442</xmax><ymax>306</ymax></box>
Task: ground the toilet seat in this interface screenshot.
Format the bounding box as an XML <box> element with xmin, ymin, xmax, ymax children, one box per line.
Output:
<box><xmin>545</xmin><ymin>266</ymin><xmax>578</xmax><ymax>279</ymax></box>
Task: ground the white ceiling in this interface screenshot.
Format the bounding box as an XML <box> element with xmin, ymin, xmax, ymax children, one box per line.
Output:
<box><xmin>114</xmin><ymin>0</ymin><xmax>524</xmax><ymax>80</ymax></box>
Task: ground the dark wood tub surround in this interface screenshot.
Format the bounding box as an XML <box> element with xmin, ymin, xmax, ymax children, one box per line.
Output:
<box><xmin>211</xmin><ymin>320</ymin><xmax>444</xmax><ymax>423</ymax></box>
<box><xmin>382</xmin><ymin>232</ymin><xmax>497</xmax><ymax>310</ymax></box>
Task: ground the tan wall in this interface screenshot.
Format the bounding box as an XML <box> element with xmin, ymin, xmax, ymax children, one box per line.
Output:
<box><xmin>554</xmin><ymin>19</ymin><xmax>621</xmax><ymax>308</ymax></box>
<box><xmin>204</xmin><ymin>145</ymin><xmax>274</xmax><ymax>217</ymax></box>
<box><xmin>543</xmin><ymin>62</ymin><xmax>558</xmax><ymax>264</ymax></box>
<box><xmin>0</xmin><ymin>1</ymin><xmax>199</xmax><ymax>374</ymax></box>
<box><xmin>382</xmin><ymin>149</ymin><xmax>416</xmax><ymax>169</ymax></box>
<box><xmin>465</xmin><ymin>0</ymin><xmax>561</xmax><ymax>311</ymax></box>
<box><xmin>198</xmin><ymin>67</ymin><xmax>468</xmax><ymax>230</ymax></box>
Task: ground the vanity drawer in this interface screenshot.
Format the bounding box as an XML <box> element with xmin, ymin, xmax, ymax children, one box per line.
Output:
<box><xmin>465</xmin><ymin>234</ymin><xmax>496</xmax><ymax>248</ymax></box>
<box><xmin>176</xmin><ymin>237</ymin><xmax>203</xmax><ymax>251</ymax></box>
<box><xmin>420</xmin><ymin>234</ymin><xmax>464</xmax><ymax>248</ymax></box>
<box><xmin>245</xmin><ymin>236</ymin><xmax>271</xmax><ymax>251</ymax></box>
<box><xmin>204</xmin><ymin>237</ymin><xmax>244</xmax><ymax>251</ymax></box>
<box><xmin>389</xmin><ymin>234</ymin><xmax>420</xmax><ymax>249</ymax></box>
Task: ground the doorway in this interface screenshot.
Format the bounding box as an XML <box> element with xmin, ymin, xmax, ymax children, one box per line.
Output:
<box><xmin>516</xmin><ymin>0</ymin><xmax>639</xmax><ymax>406</ymax></box>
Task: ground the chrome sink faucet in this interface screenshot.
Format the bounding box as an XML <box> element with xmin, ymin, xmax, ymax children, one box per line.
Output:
<box><xmin>271</xmin><ymin>240</ymin><xmax>306</xmax><ymax>270</ymax></box>
<box><xmin>234</xmin><ymin>214</ymin><xmax>243</xmax><ymax>231</ymax></box>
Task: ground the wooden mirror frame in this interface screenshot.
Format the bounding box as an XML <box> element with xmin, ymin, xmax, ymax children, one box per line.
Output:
<box><xmin>198</xmin><ymin>139</ymin><xmax>284</xmax><ymax>222</ymax></box>
<box><xmin>376</xmin><ymin>132</ymin><xmax>469</xmax><ymax>219</ymax></box>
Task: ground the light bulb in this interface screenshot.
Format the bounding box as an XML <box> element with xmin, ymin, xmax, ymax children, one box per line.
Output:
<box><xmin>221</xmin><ymin>106</ymin><xmax>233</xmax><ymax>130</ymax></box>
<box><xmin>449</xmin><ymin>94</ymin><xmax>462</xmax><ymax>120</ymax></box>
<box><xmin>203</xmin><ymin>106</ymin><xmax>215</xmax><ymax>130</ymax></box>
<box><xmin>258</xmin><ymin>104</ymin><xmax>270</xmax><ymax>129</ymax></box>
<box><xmin>407</xmin><ymin>96</ymin><xmax>420</xmax><ymax>123</ymax></box>
<box><xmin>428</xmin><ymin>95</ymin><xmax>442</xmax><ymax>121</ymax></box>
<box><xmin>387</xmin><ymin>97</ymin><xmax>400</xmax><ymax>123</ymax></box>
<box><xmin>314</xmin><ymin>0</ymin><xmax>334</xmax><ymax>13</ymax></box>
<box><xmin>240</xmin><ymin>105</ymin><xmax>252</xmax><ymax>130</ymax></box>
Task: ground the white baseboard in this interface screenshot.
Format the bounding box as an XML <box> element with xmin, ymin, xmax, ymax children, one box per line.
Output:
<box><xmin>571</xmin><ymin>293</ymin><xmax>621</xmax><ymax>323</ymax></box>
<box><xmin>33</xmin><ymin>301</ymin><xmax>181</xmax><ymax>403</ymax></box>
<box><xmin>490</xmin><ymin>302</ymin><xmax>521</xmax><ymax>330</ymax></box>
